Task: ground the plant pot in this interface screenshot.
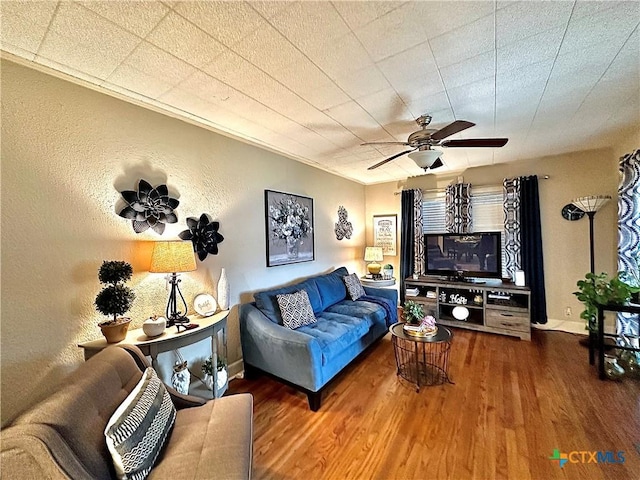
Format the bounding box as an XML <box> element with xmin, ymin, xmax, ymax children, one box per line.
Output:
<box><xmin>99</xmin><ymin>317</ymin><xmax>131</xmax><ymax>343</ymax></box>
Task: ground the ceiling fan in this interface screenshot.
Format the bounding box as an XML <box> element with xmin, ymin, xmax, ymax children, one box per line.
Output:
<box><xmin>363</xmin><ymin>115</ymin><xmax>508</xmax><ymax>170</ymax></box>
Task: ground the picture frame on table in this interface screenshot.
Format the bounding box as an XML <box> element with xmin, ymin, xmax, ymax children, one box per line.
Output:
<box><xmin>264</xmin><ymin>190</ymin><xmax>315</xmax><ymax>267</ymax></box>
<box><xmin>373</xmin><ymin>214</ymin><xmax>397</xmax><ymax>256</ymax></box>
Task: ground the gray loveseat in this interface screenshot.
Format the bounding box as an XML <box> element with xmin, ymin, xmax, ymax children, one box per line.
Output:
<box><xmin>240</xmin><ymin>267</ymin><xmax>397</xmax><ymax>410</ymax></box>
<box><xmin>1</xmin><ymin>344</ymin><xmax>253</xmax><ymax>479</ymax></box>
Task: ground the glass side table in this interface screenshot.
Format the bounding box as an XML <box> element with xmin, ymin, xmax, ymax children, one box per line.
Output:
<box><xmin>389</xmin><ymin>322</ymin><xmax>454</xmax><ymax>392</ymax></box>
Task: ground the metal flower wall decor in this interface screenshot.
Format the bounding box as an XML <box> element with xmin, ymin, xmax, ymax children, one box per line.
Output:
<box><xmin>179</xmin><ymin>213</ymin><xmax>224</xmax><ymax>261</ymax></box>
<box><xmin>118</xmin><ymin>179</ymin><xmax>179</xmax><ymax>235</ymax></box>
<box><xmin>334</xmin><ymin>205</ymin><xmax>353</xmax><ymax>240</ymax></box>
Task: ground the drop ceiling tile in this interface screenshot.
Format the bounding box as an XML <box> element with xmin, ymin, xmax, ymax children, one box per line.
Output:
<box><xmin>169</xmin><ymin>71</ymin><xmax>235</xmax><ymax>107</ymax></box>
<box><xmin>447</xmin><ymin>76</ymin><xmax>496</xmax><ymax>111</ymax></box>
<box><xmin>304</xmin><ymin>33</ymin><xmax>375</xmax><ymax>80</ymax></box>
<box><xmin>40</xmin><ymin>2</ymin><xmax>140</xmax><ymax>78</ymax></box>
<box><xmin>38</xmin><ymin>30</ymin><xmax>129</xmax><ymax>79</ymax></box>
<box><xmin>272</xmin><ymin>62</ymin><xmax>349</xmax><ymax>111</ymax></box>
<box><xmin>497</xmin><ymin>27</ymin><xmax>564</xmax><ymax>74</ymax></box>
<box><xmin>106</xmin><ymin>62</ymin><xmax>175</xmax><ymax>99</ymax></box>
<box><xmin>232</xmin><ymin>23</ymin><xmax>306</xmax><ymax>76</ymax></box>
<box><xmin>333</xmin><ymin>1</ymin><xmax>404</xmax><ymax>30</ymax></box>
<box><xmin>174</xmin><ymin>1</ymin><xmax>264</xmax><ymax>48</ymax></box>
<box><xmin>399</xmin><ymin>85</ymin><xmax>449</xmax><ymax>115</ymax></box>
<box><xmin>376</xmin><ymin>41</ymin><xmax>438</xmax><ymax>89</ymax></box>
<box><xmin>34</xmin><ymin>55</ymin><xmax>104</xmax><ymax>84</ymax></box>
<box><xmin>353</xmin><ymin>3</ymin><xmax>428</xmax><ymax>62</ymax></box>
<box><xmin>571</xmin><ymin>0</ymin><xmax>624</xmax><ymax>20</ymax></box>
<box><xmin>333</xmin><ymin>65</ymin><xmax>390</xmax><ymax>99</ymax></box>
<box><xmin>202</xmin><ymin>48</ymin><xmax>254</xmax><ymax>88</ymax></box>
<box><xmin>356</xmin><ymin>88</ymin><xmax>411</xmax><ymax>125</ymax></box>
<box><xmin>440</xmin><ymin>51</ymin><xmax>495</xmax><ymax>90</ymax></box>
<box><xmin>121</xmin><ymin>42</ymin><xmax>196</xmax><ymax>86</ymax></box>
<box><xmin>412</xmin><ymin>1</ymin><xmax>495</xmax><ymax>40</ymax></box>
<box><xmin>268</xmin><ymin>1</ymin><xmax>351</xmax><ymax>53</ymax></box>
<box><xmin>430</xmin><ymin>14</ymin><xmax>494</xmax><ymax>68</ymax></box>
<box><xmin>248</xmin><ymin>1</ymin><xmax>294</xmax><ymax>20</ymax></box>
<box><xmin>324</xmin><ymin>100</ymin><xmax>379</xmax><ymax>130</ymax></box>
<box><xmin>496</xmin><ymin>1</ymin><xmax>573</xmax><ymax>47</ymax></box>
<box><xmin>560</xmin><ymin>3</ymin><xmax>640</xmax><ymax>55</ymax></box>
<box><xmin>78</xmin><ymin>1</ymin><xmax>169</xmax><ymax>37</ymax></box>
<box><xmin>146</xmin><ymin>12</ymin><xmax>226</xmax><ymax>68</ymax></box>
<box><xmin>0</xmin><ymin>0</ymin><xmax>56</xmax><ymax>54</ymax></box>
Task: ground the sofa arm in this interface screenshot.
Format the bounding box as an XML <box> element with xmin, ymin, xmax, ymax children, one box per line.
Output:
<box><xmin>363</xmin><ymin>286</ymin><xmax>398</xmax><ymax>306</ymax></box>
<box><xmin>239</xmin><ymin>303</ymin><xmax>324</xmax><ymax>392</ymax></box>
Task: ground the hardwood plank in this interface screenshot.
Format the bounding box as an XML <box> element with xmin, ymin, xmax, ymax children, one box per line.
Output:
<box><xmin>228</xmin><ymin>329</ymin><xmax>640</xmax><ymax>480</ymax></box>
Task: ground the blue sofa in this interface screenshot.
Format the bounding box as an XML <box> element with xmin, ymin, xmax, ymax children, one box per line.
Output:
<box><xmin>239</xmin><ymin>267</ymin><xmax>397</xmax><ymax>410</ymax></box>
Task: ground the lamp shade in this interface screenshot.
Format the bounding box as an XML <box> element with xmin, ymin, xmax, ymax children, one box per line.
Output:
<box><xmin>408</xmin><ymin>149</ymin><xmax>442</xmax><ymax>169</ymax></box>
<box><xmin>150</xmin><ymin>241</ymin><xmax>197</xmax><ymax>273</ymax></box>
<box><xmin>571</xmin><ymin>195</ymin><xmax>611</xmax><ymax>213</ymax></box>
<box><xmin>364</xmin><ymin>246</ymin><xmax>384</xmax><ymax>262</ymax></box>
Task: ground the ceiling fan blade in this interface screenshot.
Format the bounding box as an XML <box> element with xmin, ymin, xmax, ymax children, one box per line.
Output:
<box><xmin>429</xmin><ymin>158</ymin><xmax>444</xmax><ymax>169</ymax></box>
<box><xmin>430</xmin><ymin>120</ymin><xmax>475</xmax><ymax>141</ymax></box>
<box><xmin>440</xmin><ymin>138</ymin><xmax>509</xmax><ymax>148</ymax></box>
<box><xmin>361</xmin><ymin>141</ymin><xmax>410</xmax><ymax>146</ymax></box>
<box><xmin>367</xmin><ymin>149</ymin><xmax>415</xmax><ymax>170</ymax></box>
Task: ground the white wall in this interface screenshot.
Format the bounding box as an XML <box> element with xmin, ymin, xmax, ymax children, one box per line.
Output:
<box><xmin>0</xmin><ymin>60</ymin><xmax>366</xmax><ymax>425</ymax></box>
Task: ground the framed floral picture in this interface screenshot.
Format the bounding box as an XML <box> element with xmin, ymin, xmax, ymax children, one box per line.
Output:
<box><xmin>265</xmin><ymin>190</ymin><xmax>315</xmax><ymax>267</ymax></box>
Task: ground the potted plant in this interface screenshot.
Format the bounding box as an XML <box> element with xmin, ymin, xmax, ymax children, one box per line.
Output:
<box><xmin>573</xmin><ymin>271</ymin><xmax>639</xmax><ymax>332</ymax></box>
<box><xmin>94</xmin><ymin>260</ymin><xmax>135</xmax><ymax>343</ymax></box>
<box><xmin>382</xmin><ymin>263</ymin><xmax>394</xmax><ymax>280</ymax></box>
<box><xmin>403</xmin><ymin>300</ymin><xmax>425</xmax><ymax>325</ymax></box>
<box><xmin>201</xmin><ymin>355</ymin><xmax>228</xmax><ymax>391</ymax></box>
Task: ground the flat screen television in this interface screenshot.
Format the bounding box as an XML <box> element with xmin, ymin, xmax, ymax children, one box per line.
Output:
<box><xmin>424</xmin><ymin>232</ymin><xmax>502</xmax><ymax>280</ymax></box>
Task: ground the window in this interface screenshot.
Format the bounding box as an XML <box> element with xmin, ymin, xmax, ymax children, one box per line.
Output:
<box><xmin>423</xmin><ymin>185</ymin><xmax>508</xmax><ymax>277</ymax></box>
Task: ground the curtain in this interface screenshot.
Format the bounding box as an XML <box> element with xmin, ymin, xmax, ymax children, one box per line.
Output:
<box><xmin>413</xmin><ymin>189</ymin><xmax>425</xmax><ymax>276</ymax></box>
<box><xmin>503</xmin><ymin>176</ymin><xmax>547</xmax><ymax>324</ymax></box>
<box><xmin>618</xmin><ymin>149</ymin><xmax>640</xmax><ymax>336</ymax></box>
<box><xmin>445</xmin><ymin>183</ymin><xmax>472</xmax><ymax>233</ymax></box>
<box><xmin>400</xmin><ymin>190</ymin><xmax>415</xmax><ymax>304</ymax></box>
<box><xmin>503</xmin><ymin>178</ymin><xmax>522</xmax><ymax>280</ymax></box>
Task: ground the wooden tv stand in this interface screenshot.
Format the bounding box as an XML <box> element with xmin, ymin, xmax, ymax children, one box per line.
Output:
<box><xmin>404</xmin><ymin>277</ymin><xmax>531</xmax><ymax>341</ymax></box>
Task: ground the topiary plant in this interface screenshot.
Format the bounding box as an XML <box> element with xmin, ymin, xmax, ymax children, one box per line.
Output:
<box><xmin>95</xmin><ymin>260</ymin><xmax>135</xmax><ymax>325</ymax></box>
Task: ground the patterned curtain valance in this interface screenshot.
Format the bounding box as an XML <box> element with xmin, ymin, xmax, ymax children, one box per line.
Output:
<box><xmin>445</xmin><ymin>183</ymin><xmax>472</xmax><ymax>233</ymax></box>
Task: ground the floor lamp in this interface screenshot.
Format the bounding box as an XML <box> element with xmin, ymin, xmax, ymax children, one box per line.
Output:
<box><xmin>571</xmin><ymin>195</ymin><xmax>611</xmax><ymax>355</ymax></box>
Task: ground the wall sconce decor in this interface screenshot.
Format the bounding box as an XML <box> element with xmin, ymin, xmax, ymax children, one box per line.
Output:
<box><xmin>150</xmin><ymin>241</ymin><xmax>196</xmax><ymax>326</ymax></box>
<box><xmin>178</xmin><ymin>213</ymin><xmax>224</xmax><ymax>261</ymax></box>
<box><xmin>118</xmin><ymin>179</ymin><xmax>179</xmax><ymax>235</ymax></box>
<box><xmin>334</xmin><ymin>206</ymin><xmax>353</xmax><ymax>240</ymax></box>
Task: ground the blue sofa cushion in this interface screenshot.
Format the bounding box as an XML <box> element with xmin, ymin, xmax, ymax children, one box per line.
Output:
<box><xmin>314</xmin><ymin>267</ymin><xmax>349</xmax><ymax>310</ymax></box>
<box><xmin>297</xmin><ymin>312</ymin><xmax>370</xmax><ymax>365</ymax></box>
<box><xmin>325</xmin><ymin>299</ymin><xmax>387</xmax><ymax>327</ymax></box>
<box><xmin>276</xmin><ymin>290</ymin><xmax>317</xmax><ymax>330</ymax></box>
<box><xmin>254</xmin><ymin>279</ymin><xmax>322</xmax><ymax>324</ymax></box>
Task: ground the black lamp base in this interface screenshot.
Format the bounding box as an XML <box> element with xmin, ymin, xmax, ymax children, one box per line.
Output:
<box><xmin>165</xmin><ymin>273</ymin><xmax>189</xmax><ymax>328</ymax></box>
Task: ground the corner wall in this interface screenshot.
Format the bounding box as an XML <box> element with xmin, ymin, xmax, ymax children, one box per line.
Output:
<box><xmin>0</xmin><ymin>60</ymin><xmax>366</xmax><ymax>425</ymax></box>
<box><xmin>365</xmin><ymin>148</ymin><xmax>622</xmax><ymax>330</ymax></box>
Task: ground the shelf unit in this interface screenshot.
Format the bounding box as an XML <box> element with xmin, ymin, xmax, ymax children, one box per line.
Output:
<box><xmin>404</xmin><ymin>277</ymin><xmax>531</xmax><ymax>341</ymax></box>
<box><xmin>594</xmin><ymin>302</ymin><xmax>640</xmax><ymax>380</ymax></box>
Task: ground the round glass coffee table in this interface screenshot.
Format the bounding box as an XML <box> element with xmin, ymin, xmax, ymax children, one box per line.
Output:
<box><xmin>389</xmin><ymin>322</ymin><xmax>454</xmax><ymax>392</ymax></box>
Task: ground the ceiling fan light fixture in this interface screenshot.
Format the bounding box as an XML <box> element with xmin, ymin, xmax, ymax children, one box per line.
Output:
<box><xmin>408</xmin><ymin>149</ymin><xmax>443</xmax><ymax>169</ymax></box>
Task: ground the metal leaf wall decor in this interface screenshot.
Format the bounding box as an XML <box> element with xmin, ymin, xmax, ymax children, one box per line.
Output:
<box><xmin>334</xmin><ymin>205</ymin><xmax>353</xmax><ymax>240</ymax></box>
<box><xmin>118</xmin><ymin>179</ymin><xmax>179</xmax><ymax>235</ymax></box>
<box><xmin>179</xmin><ymin>213</ymin><xmax>225</xmax><ymax>261</ymax></box>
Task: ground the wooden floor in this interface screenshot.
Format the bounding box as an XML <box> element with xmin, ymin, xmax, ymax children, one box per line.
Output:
<box><xmin>228</xmin><ymin>329</ymin><xmax>640</xmax><ymax>480</ymax></box>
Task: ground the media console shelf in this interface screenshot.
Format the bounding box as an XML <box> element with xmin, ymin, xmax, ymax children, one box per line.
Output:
<box><xmin>404</xmin><ymin>277</ymin><xmax>531</xmax><ymax>341</ymax></box>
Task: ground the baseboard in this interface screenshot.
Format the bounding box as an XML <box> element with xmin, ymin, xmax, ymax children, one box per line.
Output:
<box><xmin>532</xmin><ymin>318</ymin><xmax>587</xmax><ymax>335</ymax></box>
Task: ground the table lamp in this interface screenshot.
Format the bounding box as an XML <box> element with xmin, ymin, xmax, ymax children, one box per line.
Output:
<box><xmin>150</xmin><ymin>241</ymin><xmax>197</xmax><ymax>327</ymax></box>
<box><xmin>364</xmin><ymin>246</ymin><xmax>384</xmax><ymax>275</ymax></box>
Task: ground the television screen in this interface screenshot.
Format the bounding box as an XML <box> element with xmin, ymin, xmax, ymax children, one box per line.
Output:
<box><xmin>424</xmin><ymin>232</ymin><xmax>502</xmax><ymax>279</ymax></box>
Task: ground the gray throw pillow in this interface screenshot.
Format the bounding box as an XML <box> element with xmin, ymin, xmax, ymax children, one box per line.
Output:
<box><xmin>343</xmin><ymin>273</ymin><xmax>365</xmax><ymax>300</ymax></box>
<box><xmin>104</xmin><ymin>367</ymin><xmax>176</xmax><ymax>480</ymax></box>
<box><xmin>276</xmin><ymin>290</ymin><xmax>317</xmax><ymax>330</ymax></box>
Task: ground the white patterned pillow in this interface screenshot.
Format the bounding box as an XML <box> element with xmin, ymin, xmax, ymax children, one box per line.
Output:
<box><xmin>104</xmin><ymin>367</ymin><xmax>176</xmax><ymax>480</ymax></box>
<box><xmin>343</xmin><ymin>273</ymin><xmax>365</xmax><ymax>300</ymax></box>
<box><xmin>276</xmin><ymin>290</ymin><xmax>317</xmax><ymax>330</ymax></box>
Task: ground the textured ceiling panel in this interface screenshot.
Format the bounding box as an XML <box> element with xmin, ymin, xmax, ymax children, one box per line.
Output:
<box><xmin>1</xmin><ymin>0</ymin><xmax>638</xmax><ymax>185</ymax></box>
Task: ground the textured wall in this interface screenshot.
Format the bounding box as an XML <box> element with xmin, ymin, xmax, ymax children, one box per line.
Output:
<box><xmin>0</xmin><ymin>60</ymin><xmax>366</xmax><ymax>425</ymax></box>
